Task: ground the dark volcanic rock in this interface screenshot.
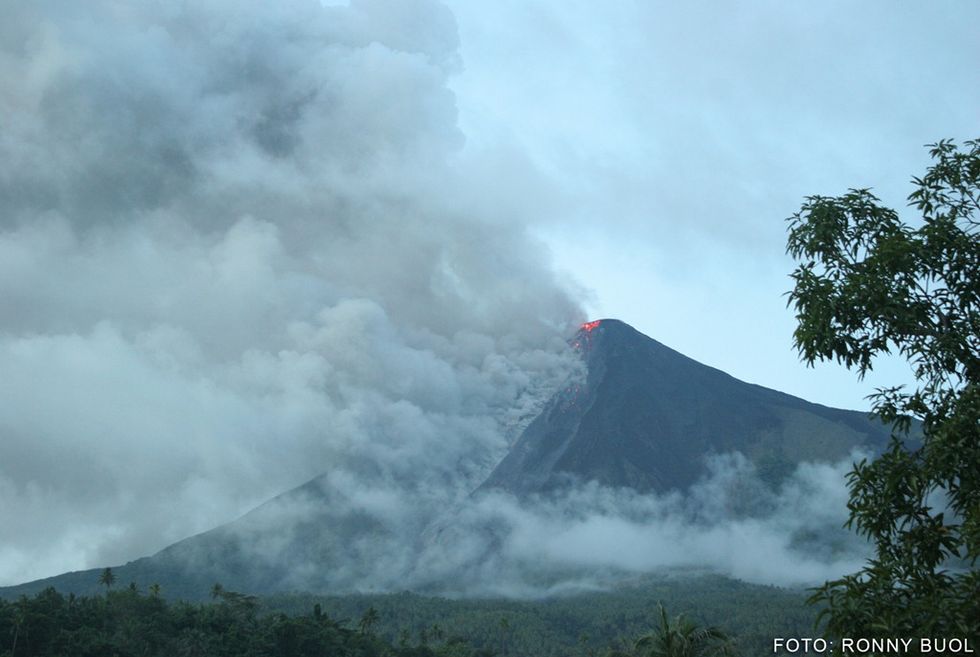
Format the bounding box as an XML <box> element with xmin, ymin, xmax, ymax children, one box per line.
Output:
<box><xmin>1</xmin><ymin>318</ymin><xmax>899</xmax><ymax>600</ymax></box>
<box><xmin>478</xmin><ymin>319</ymin><xmax>894</xmax><ymax>495</ymax></box>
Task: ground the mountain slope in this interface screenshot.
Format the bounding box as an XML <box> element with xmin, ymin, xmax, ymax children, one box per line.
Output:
<box><xmin>0</xmin><ymin>473</ymin><xmax>396</xmax><ymax>600</ymax></box>
<box><xmin>479</xmin><ymin>319</ymin><xmax>894</xmax><ymax>495</ymax></box>
<box><xmin>1</xmin><ymin>319</ymin><xmax>898</xmax><ymax>600</ymax></box>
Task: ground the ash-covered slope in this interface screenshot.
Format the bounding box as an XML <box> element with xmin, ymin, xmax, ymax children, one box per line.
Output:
<box><xmin>1</xmin><ymin>319</ymin><xmax>897</xmax><ymax>600</ymax></box>
<box><xmin>0</xmin><ymin>472</ymin><xmax>402</xmax><ymax>600</ymax></box>
<box><xmin>479</xmin><ymin>319</ymin><xmax>894</xmax><ymax>495</ymax></box>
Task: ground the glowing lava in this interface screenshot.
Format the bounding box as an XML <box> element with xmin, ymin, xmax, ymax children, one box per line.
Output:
<box><xmin>571</xmin><ymin>320</ymin><xmax>602</xmax><ymax>352</ymax></box>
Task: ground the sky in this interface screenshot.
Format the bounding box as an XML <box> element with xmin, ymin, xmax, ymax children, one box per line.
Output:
<box><xmin>445</xmin><ymin>0</ymin><xmax>980</xmax><ymax>411</ymax></box>
<box><xmin>0</xmin><ymin>0</ymin><xmax>977</xmax><ymax>589</ymax></box>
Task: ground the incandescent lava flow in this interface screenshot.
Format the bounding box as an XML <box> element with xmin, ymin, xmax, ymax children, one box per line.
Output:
<box><xmin>571</xmin><ymin>319</ymin><xmax>603</xmax><ymax>352</ymax></box>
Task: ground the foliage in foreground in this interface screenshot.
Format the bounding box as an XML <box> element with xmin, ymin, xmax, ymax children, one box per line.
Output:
<box><xmin>0</xmin><ymin>575</ymin><xmax>814</xmax><ymax>656</ymax></box>
<box><xmin>0</xmin><ymin>585</ymin><xmax>491</xmax><ymax>657</ymax></box>
<box><xmin>611</xmin><ymin>605</ymin><xmax>735</xmax><ymax>657</ymax></box>
<box><xmin>263</xmin><ymin>575</ymin><xmax>807</xmax><ymax>656</ymax></box>
<box><xmin>787</xmin><ymin>138</ymin><xmax>980</xmax><ymax>638</ymax></box>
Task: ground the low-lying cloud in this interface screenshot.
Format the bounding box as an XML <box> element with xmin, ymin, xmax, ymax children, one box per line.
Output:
<box><xmin>183</xmin><ymin>449</ymin><xmax>869</xmax><ymax>597</ymax></box>
<box><xmin>410</xmin><ymin>452</ymin><xmax>869</xmax><ymax>596</ymax></box>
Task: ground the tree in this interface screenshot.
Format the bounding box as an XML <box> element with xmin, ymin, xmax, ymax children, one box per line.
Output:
<box><xmin>358</xmin><ymin>606</ymin><xmax>380</xmax><ymax>635</ymax></box>
<box><xmin>786</xmin><ymin>138</ymin><xmax>980</xmax><ymax>638</ymax></box>
<box><xmin>498</xmin><ymin>616</ymin><xmax>511</xmax><ymax>657</ymax></box>
<box><xmin>99</xmin><ymin>567</ymin><xmax>116</xmax><ymax>595</ymax></box>
<box><xmin>632</xmin><ymin>605</ymin><xmax>735</xmax><ymax>657</ymax></box>
<box><xmin>9</xmin><ymin>598</ymin><xmax>26</xmax><ymax>656</ymax></box>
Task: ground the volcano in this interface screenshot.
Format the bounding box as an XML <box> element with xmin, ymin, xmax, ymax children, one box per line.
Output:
<box><xmin>479</xmin><ymin>319</ymin><xmax>893</xmax><ymax>495</ymax></box>
<box><xmin>0</xmin><ymin>319</ymin><xmax>896</xmax><ymax>599</ymax></box>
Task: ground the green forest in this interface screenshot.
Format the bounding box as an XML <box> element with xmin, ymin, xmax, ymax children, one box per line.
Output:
<box><xmin>0</xmin><ymin>574</ymin><xmax>811</xmax><ymax>657</ymax></box>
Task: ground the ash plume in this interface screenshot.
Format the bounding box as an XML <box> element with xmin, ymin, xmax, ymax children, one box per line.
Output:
<box><xmin>1</xmin><ymin>0</ymin><xmax>872</xmax><ymax>598</ymax></box>
<box><xmin>0</xmin><ymin>0</ymin><xmax>582</xmax><ymax>586</ymax></box>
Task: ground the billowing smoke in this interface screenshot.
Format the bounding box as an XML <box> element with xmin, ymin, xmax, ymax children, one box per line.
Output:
<box><xmin>0</xmin><ymin>0</ymin><xmax>582</xmax><ymax>586</ymax></box>
<box><xmin>193</xmin><ymin>448</ymin><xmax>869</xmax><ymax>596</ymax></box>
<box><xmin>1</xmin><ymin>0</ymin><xmax>867</xmax><ymax>596</ymax></box>
<box><xmin>420</xmin><ymin>453</ymin><xmax>870</xmax><ymax>596</ymax></box>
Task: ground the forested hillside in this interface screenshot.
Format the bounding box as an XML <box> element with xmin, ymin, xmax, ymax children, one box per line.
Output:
<box><xmin>0</xmin><ymin>575</ymin><xmax>812</xmax><ymax>656</ymax></box>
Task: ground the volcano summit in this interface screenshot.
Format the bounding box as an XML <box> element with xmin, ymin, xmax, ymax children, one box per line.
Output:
<box><xmin>480</xmin><ymin>319</ymin><xmax>893</xmax><ymax>495</ymax></box>
<box><xmin>0</xmin><ymin>319</ymin><xmax>895</xmax><ymax>599</ymax></box>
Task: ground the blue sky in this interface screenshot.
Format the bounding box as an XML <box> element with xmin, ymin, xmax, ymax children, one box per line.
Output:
<box><xmin>445</xmin><ymin>0</ymin><xmax>979</xmax><ymax>410</ymax></box>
